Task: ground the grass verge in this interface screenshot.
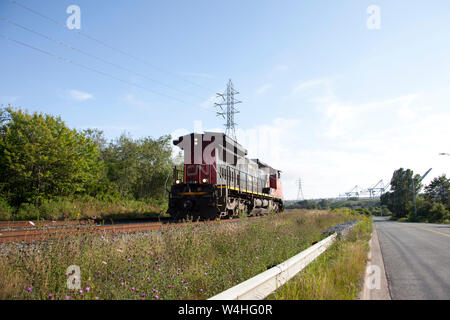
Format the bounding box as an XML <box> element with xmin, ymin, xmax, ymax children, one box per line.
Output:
<box><xmin>268</xmin><ymin>216</ymin><xmax>372</xmax><ymax>300</ymax></box>
<box><xmin>0</xmin><ymin>209</ymin><xmax>362</xmax><ymax>300</ymax></box>
<box><xmin>1</xmin><ymin>197</ymin><xmax>167</xmax><ymax>222</ymax></box>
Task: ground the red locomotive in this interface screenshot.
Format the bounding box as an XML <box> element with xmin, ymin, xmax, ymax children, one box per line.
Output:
<box><xmin>167</xmin><ymin>132</ymin><xmax>283</xmax><ymax>219</ymax></box>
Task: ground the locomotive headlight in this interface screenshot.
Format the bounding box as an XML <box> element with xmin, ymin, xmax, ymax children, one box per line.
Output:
<box><xmin>176</xmin><ymin>179</ymin><xmax>181</xmax><ymax>184</ymax></box>
<box><xmin>202</xmin><ymin>178</ymin><xmax>208</xmax><ymax>183</ymax></box>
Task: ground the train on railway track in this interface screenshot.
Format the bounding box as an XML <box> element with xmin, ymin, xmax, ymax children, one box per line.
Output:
<box><xmin>167</xmin><ymin>132</ymin><xmax>283</xmax><ymax>220</ymax></box>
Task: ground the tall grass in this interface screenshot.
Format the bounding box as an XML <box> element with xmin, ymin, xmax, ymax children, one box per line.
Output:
<box><xmin>5</xmin><ymin>196</ymin><xmax>166</xmax><ymax>221</ymax></box>
<box><xmin>270</xmin><ymin>216</ymin><xmax>372</xmax><ymax>300</ymax></box>
<box><xmin>0</xmin><ymin>210</ymin><xmax>360</xmax><ymax>300</ymax></box>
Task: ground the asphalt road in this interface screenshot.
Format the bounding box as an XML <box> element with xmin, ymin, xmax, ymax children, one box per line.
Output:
<box><xmin>374</xmin><ymin>216</ymin><xmax>450</xmax><ymax>299</ymax></box>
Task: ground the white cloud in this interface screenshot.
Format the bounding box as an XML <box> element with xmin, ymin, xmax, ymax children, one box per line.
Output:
<box><xmin>317</xmin><ymin>93</ymin><xmax>421</xmax><ymax>139</ymax></box>
<box><xmin>273</xmin><ymin>65</ymin><xmax>289</xmax><ymax>73</ymax></box>
<box><xmin>291</xmin><ymin>79</ymin><xmax>328</xmax><ymax>95</ymax></box>
<box><xmin>123</xmin><ymin>94</ymin><xmax>151</xmax><ymax>110</ymax></box>
<box><xmin>68</xmin><ymin>90</ymin><xmax>94</xmax><ymax>101</ymax></box>
<box><xmin>255</xmin><ymin>83</ymin><xmax>272</xmax><ymax>96</ymax></box>
<box><xmin>199</xmin><ymin>95</ymin><xmax>217</xmax><ymax>110</ymax></box>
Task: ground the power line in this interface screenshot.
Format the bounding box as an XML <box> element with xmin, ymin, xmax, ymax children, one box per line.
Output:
<box><xmin>9</xmin><ymin>0</ymin><xmax>217</xmax><ymax>95</ymax></box>
<box><xmin>0</xmin><ymin>32</ymin><xmax>192</xmax><ymax>105</ymax></box>
<box><xmin>0</xmin><ymin>16</ymin><xmax>207</xmax><ymax>101</ymax></box>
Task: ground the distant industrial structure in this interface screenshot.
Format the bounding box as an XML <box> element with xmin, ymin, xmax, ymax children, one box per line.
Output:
<box><xmin>339</xmin><ymin>179</ymin><xmax>390</xmax><ymax>200</ymax></box>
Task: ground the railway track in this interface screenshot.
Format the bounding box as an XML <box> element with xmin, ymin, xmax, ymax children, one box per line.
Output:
<box><xmin>0</xmin><ymin>220</ymin><xmax>89</xmax><ymax>230</ymax></box>
<box><xmin>0</xmin><ymin>217</ymin><xmax>255</xmax><ymax>244</ymax></box>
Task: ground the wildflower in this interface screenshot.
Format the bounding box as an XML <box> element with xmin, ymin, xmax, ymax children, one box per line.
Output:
<box><xmin>102</xmin><ymin>261</ymin><xmax>107</xmax><ymax>265</ymax></box>
<box><xmin>27</xmin><ymin>287</ymin><xmax>32</xmax><ymax>292</ymax></box>
<box><xmin>121</xmin><ymin>282</ymin><xmax>125</xmax><ymax>286</ymax></box>
<box><xmin>95</xmin><ymin>297</ymin><xmax>99</xmax><ymax>300</ymax></box>
<box><xmin>153</xmin><ymin>289</ymin><xmax>158</xmax><ymax>293</ymax></box>
<box><xmin>85</xmin><ymin>286</ymin><xmax>91</xmax><ymax>292</ymax></box>
<box><xmin>204</xmin><ymin>272</ymin><xmax>208</xmax><ymax>276</ymax></box>
<box><xmin>48</xmin><ymin>294</ymin><xmax>53</xmax><ymax>298</ymax></box>
<box><xmin>141</xmin><ymin>293</ymin><xmax>146</xmax><ymax>297</ymax></box>
<box><xmin>146</xmin><ymin>277</ymin><xmax>150</xmax><ymax>281</ymax></box>
<box><xmin>65</xmin><ymin>296</ymin><xmax>72</xmax><ymax>300</ymax></box>
<box><xmin>154</xmin><ymin>295</ymin><xmax>159</xmax><ymax>299</ymax></box>
<box><xmin>131</xmin><ymin>287</ymin><xmax>135</xmax><ymax>291</ymax></box>
<box><xmin>79</xmin><ymin>289</ymin><xmax>83</xmax><ymax>294</ymax></box>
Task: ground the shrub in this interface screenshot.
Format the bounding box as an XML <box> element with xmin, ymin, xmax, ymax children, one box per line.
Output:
<box><xmin>16</xmin><ymin>203</ymin><xmax>39</xmax><ymax>220</ymax></box>
<box><xmin>332</xmin><ymin>208</ymin><xmax>353</xmax><ymax>216</ymax></box>
<box><xmin>428</xmin><ymin>202</ymin><xmax>449</xmax><ymax>223</ymax></box>
<box><xmin>39</xmin><ymin>198</ymin><xmax>78</xmax><ymax>220</ymax></box>
<box><xmin>0</xmin><ymin>196</ymin><xmax>12</xmax><ymax>220</ymax></box>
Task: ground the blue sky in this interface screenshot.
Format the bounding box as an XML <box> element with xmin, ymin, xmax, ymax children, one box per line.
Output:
<box><xmin>1</xmin><ymin>0</ymin><xmax>449</xmax><ymax>199</ymax></box>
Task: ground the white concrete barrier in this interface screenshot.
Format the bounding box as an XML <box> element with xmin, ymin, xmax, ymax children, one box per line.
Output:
<box><xmin>208</xmin><ymin>233</ymin><xmax>337</xmax><ymax>300</ymax></box>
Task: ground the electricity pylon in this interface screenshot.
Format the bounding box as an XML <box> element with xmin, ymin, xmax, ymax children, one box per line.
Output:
<box><xmin>297</xmin><ymin>178</ymin><xmax>304</xmax><ymax>201</ymax></box>
<box><xmin>215</xmin><ymin>79</ymin><xmax>241</xmax><ymax>140</ymax></box>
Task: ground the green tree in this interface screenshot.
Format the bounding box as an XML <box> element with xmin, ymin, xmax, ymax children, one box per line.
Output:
<box><xmin>101</xmin><ymin>134</ymin><xmax>140</xmax><ymax>198</ymax></box>
<box><xmin>101</xmin><ymin>134</ymin><xmax>173</xmax><ymax>200</ymax></box>
<box><xmin>0</xmin><ymin>107</ymin><xmax>103</xmax><ymax>205</ymax></box>
<box><xmin>317</xmin><ymin>199</ymin><xmax>330</xmax><ymax>210</ymax></box>
<box><xmin>381</xmin><ymin>168</ymin><xmax>422</xmax><ymax>219</ymax></box>
<box><xmin>424</xmin><ymin>175</ymin><xmax>450</xmax><ymax>209</ymax></box>
<box><xmin>133</xmin><ymin>135</ymin><xmax>173</xmax><ymax>200</ymax></box>
<box><xmin>428</xmin><ymin>202</ymin><xmax>450</xmax><ymax>223</ymax></box>
<box><xmin>83</xmin><ymin>128</ymin><xmax>107</xmax><ymax>152</ymax></box>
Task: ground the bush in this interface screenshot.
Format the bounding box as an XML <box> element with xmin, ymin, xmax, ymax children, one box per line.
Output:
<box><xmin>16</xmin><ymin>203</ymin><xmax>39</xmax><ymax>220</ymax></box>
<box><xmin>0</xmin><ymin>196</ymin><xmax>12</xmax><ymax>220</ymax></box>
<box><xmin>39</xmin><ymin>198</ymin><xmax>78</xmax><ymax>220</ymax></box>
<box><xmin>428</xmin><ymin>202</ymin><xmax>449</xmax><ymax>223</ymax></box>
<box><xmin>332</xmin><ymin>208</ymin><xmax>353</xmax><ymax>216</ymax></box>
<box><xmin>354</xmin><ymin>208</ymin><xmax>372</xmax><ymax>216</ymax></box>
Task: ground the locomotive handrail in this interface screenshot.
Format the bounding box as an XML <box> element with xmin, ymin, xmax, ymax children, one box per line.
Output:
<box><xmin>163</xmin><ymin>172</ymin><xmax>171</xmax><ymax>197</ymax></box>
<box><xmin>216</xmin><ymin>163</ymin><xmax>269</xmax><ymax>196</ymax></box>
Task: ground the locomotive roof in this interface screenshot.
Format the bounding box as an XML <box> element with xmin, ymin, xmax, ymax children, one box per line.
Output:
<box><xmin>173</xmin><ymin>132</ymin><xmax>247</xmax><ymax>154</ymax></box>
<box><xmin>172</xmin><ymin>132</ymin><xmax>281</xmax><ymax>173</ymax></box>
<box><xmin>252</xmin><ymin>158</ymin><xmax>282</xmax><ymax>173</ymax></box>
